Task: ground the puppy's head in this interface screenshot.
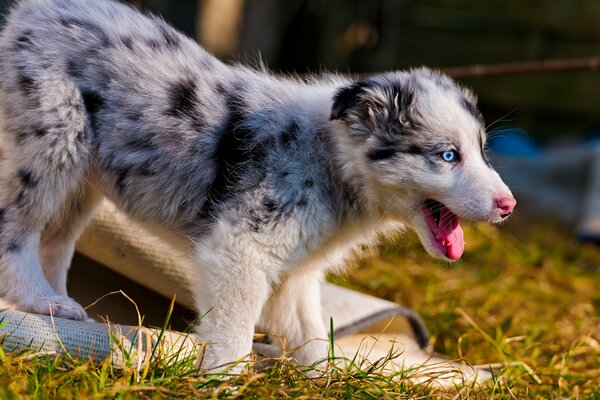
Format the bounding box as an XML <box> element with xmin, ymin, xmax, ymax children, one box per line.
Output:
<box><xmin>330</xmin><ymin>67</ymin><xmax>515</xmax><ymax>261</ymax></box>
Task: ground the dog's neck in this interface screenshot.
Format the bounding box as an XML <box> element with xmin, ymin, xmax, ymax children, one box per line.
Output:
<box><xmin>301</xmin><ymin>95</ymin><xmax>385</xmax><ymax>227</ymax></box>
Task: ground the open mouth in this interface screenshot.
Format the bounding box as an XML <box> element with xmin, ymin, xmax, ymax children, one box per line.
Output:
<box><xmin>422</xmin><ymin>199</ymin><xmax>464</xmax><ymax>261</ymax></box>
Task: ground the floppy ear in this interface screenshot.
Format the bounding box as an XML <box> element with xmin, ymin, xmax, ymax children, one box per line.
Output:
<box><xmin>331</xmin><ymin>77</ymin><xmax>419</xmax><ymax>138</ymax></box>
<box><xmin>330</xmin><ymin>82</ymin><xmax>366</xmax><ymax>120</ymax></box>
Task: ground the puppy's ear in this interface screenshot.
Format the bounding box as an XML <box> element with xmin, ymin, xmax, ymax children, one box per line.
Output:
<box><xmin>330</xmin><ymin>82</ymin><xmax>367</xmax><ymax>120</ymax></box>
<box><xmin>331</xmin><ymin>77</ymin><xmax>419</xmax><ymax>140</ymax></box>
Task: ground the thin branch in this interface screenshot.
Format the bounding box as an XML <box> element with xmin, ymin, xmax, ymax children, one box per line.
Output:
<box><xmin>443</xmin><ymin>57</ymin><xmax>600</xmax><ymax>78</ymax></box>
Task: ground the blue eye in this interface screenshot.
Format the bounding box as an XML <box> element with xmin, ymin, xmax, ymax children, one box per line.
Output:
<box><xmin>441</xmin><ymin>150</ymin><xmax>458</xmax><ymax>162</ymax></box>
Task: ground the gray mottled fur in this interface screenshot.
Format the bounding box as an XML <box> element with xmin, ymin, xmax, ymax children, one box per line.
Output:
<box><xmin>0</xmin><ymin>0</ymin><xmax>514</xmax><ymax>371</ymax></box>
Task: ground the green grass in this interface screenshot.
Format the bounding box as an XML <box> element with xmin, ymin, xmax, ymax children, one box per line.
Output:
<box><xmin>1</xmin><ymin>219</ymin><xmax>599</xmax><ymax>399</ymax></box>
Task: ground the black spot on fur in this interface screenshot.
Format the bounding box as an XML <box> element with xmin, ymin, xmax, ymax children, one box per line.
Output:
<box><xmin>304</xmin><ymin>179</ymin><xmax>314</xmax><ymax>188</ymax></box>
<box><xmin>263</xmin><ymin>197</ymin><xmax>278</xmax><ymax>214</ymax></box>
<box><xmin>368</xmin><ymin>147</ymin><xmax>397</xmax><ymax>161</ymax></box>
<box><xmin>198</xmin><ymin>93</ymin><xmax>256</xmax><ymax>220</ymax></box>
<box><xmin>66</xmin><ymin>59</ymin><xmax>81</xmax><ymax>78</ymax></box>
<box><xmin>115</xmin><ymin>167</ymin><xmax>129</xmax><ymax>193</ymax></box>
<box><xmin>82</xmin><ymin>90</ymin><xmax>104</xmax><ymax>115</ymax></box>
<box><xmin>121</xmin><ymin>36</ymin><xmax>134</xmax><ymax>50</ymax></box>
<box><xmin>125</xmin><ymin>109</ymin><xmax>143</xmax><ymax>122</ymax></box>
<box><xmin>167</xmin><ymin>78</ymin><xmax>198</xmax><ymax>117</ymax></box>
<box><xmin>405</xmin><ymin>144</ymin><xmax>425</xmax><ymax>155</ymax></box>
<box><xmin>17</xmin><ymin>72</ymin><xmax>36</xmax><ymax>95</ymax></box>
<box><xmin>0</xmin><ymin>208</ymin><xmax>5</xmax><ymax>231</ymax></box>
<box><xmin>191</xmin><ymin>118</ymin><xmax>207</xmax><ymax>132</ymax></box>
<box><xmin>16</xmin><ymin>132</ymin><xmax>27</xmax><ymax>144</ymax></box>
<box><xmin>15</xmin><ymin>30</ymin><xmax>34</xmax><ymax>50</ymax></box>
<box><xmin>82</xmin><ymin>90</ymin><xmax>105</xmax><ymax>131</ymax></box>
<box><xmin>167</xmin><ymin>79</ymin><xmax>206</xmax><ymax>131</ymax></box>
<box><xmin>6</xmin><ymin>241</ymin><xmax>21</xmax><ymax>253</ymax></box>
<box><xmin>59</xmin><ymin>18</ymin><xmax>111</xmax><ymax>47</ymax></box>
<box><xmin>67</xmin><ymin>60</ymin><xmax>81</xmax><ymax>78</ymax></box>
<box><xmin>16</xmin><ymin>126</ymin><xmax>46</xmax><ymax>144</ymax></box>
<box><xmin>159</xmin><ymin>25</ymin><xmax>180</xmax><ymax>48</ymax></box>
<box><xmin>214</xmin><ymin>82</ymin><xmax>224</xmax><ymax>93</ymax></box>
<box><xmin>145</xmin><ymin>39</ymin><xmax>161</xmax><ymax>50</ymax></box>
<box><xmin>280</xmin><ymin>121</ymin><xmax>299</xmax><ymax>146</ymax></box>
<box><xmin>247</xmin><ymin>196</ymin><xmax>281</xmax><ymax>232</ymax></box>
<box><xmin>248</xmin><ymin>209</ymin><xmax>262</xmax><ymax>232</ymax></box>
<box><xmin>369</xmin><ymin>141</ymin><xmax>426</xmax><ymax>162</ymax></box>
<box><xmin>461</xmin><ymin>97</ymin><xmax>483</xmax><ymax>123</ymax></box>
<box><xmin>18</xmin><ymin>169</ymin><xmax>38</xmax><ymax>188</ymax></box>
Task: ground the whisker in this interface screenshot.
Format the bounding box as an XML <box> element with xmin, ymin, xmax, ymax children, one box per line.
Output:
<box><xmin>485</xmin><ymin>107</ymin><xmax>522</xmax><ymax>131</ymax></box>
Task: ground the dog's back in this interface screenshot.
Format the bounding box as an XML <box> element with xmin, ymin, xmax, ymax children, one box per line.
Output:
<box><xmin>0</xmin><ymin>0</ymin><xmax>347</xmax><ymax>233</ymax></box>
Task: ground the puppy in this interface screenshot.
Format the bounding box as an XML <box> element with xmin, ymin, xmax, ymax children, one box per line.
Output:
<box><xmin>0</xmin><ymin>0</ymin><xmax>515</xmax><ymax>370</ymax></box>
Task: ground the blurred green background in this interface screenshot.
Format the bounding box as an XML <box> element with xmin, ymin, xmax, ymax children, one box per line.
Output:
<box><xmin>1</xmin><ymin>0</ymin><xmax>598</xmax><ymax>140</ymax></box>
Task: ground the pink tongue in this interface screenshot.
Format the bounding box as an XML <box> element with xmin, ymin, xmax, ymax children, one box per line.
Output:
<box><xmin>439</xmin><ymin>207</ymin><xmax>464</xmax><ymax>260</ymax></box>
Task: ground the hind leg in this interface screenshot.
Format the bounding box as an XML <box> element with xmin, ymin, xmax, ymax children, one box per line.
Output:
<box><xmin>0</xmin><ymin>63</ymin><xmax>92</xmax><ymax>319</ymax></box>
<box><xmin>0</xmin><ymin>175</ymin><xmax>91</xmax><ymax>320</ymax></box>
<box><xmin>0</xmin><ymin>152</ymin><xmax>92</xmax><ymax>319</ymax></box>
<box><xmin>40</xmin><ymin>184</ymin><xmax>102</xmax><ymax>296</ymax></box>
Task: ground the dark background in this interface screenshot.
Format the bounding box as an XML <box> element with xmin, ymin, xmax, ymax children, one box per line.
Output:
<box><xmin>140</xmin><ymin>0</ymin><xmax>600</xmax><ymax>142</ymax></box>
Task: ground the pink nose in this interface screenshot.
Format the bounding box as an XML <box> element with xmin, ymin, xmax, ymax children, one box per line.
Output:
<box><xmin>496</xmin><ymin>196</ymin><xmax>516</xmax><ymax>218</ymax></box>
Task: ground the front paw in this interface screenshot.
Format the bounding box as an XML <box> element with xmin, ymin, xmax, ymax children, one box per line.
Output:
<box><xmin>27</xmin><ymin>295</ymin><xmax>87</xmax><ymax>320</ymax></box>
<box><xmin>195</xmin><ymin>336</ymin><xmax>253</xmax><ymax>376</ymax></box>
